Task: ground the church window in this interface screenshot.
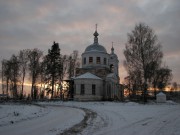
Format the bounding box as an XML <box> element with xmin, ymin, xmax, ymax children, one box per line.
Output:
<box><xmin>110</xmin><ymin>64</ymin><xmax>114</xmax><ymax>72</ymax></box>
<box><xmin>84</xmin><ymin>58</ymin><xmax>86</xmax><ymax>64</ymax></box>
<box><xmin>96</xmin><ymin>57</ymin><xmax>100</xmax><ymax>64</ymax></box>
<box><xmin>104</xmin><ymin>58</ymin><xmax>107</xmax><ymax>65</ymax></box>
<box><xmin>92</xmin><ymin>84</ymin><xmax>96</xmax><ymax>95</ymax></box>
<box><xmin>89</xmin><ymin>57</ymin><xmax>93</xmax><ymax>64</ymax></box>
<box><xmin>80</xmin><ymin>84</ymin><xmax>85</xmax><ymax>95</ymax></box>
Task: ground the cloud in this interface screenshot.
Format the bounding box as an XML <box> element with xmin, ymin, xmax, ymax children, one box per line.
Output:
<box><xmin>0</xmin><ymin>0</ymin><xmax>180</xmax><ymax>83</ymax></box>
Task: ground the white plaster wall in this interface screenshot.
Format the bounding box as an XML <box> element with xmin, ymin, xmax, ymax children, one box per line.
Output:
<box><xmin>74</xmin><ymin>79</ymin><xmax>103</xmax><ymax>101</ymax></box>
<box><xmin>82</xmin><ymin>52</ymin><xmax>109</xmax><ymax>68</ymax></box>
<box><xmin>109</xmin><ymin>56</ymin><xmax>119</xmax><ymax>76</ymax></box>
<box><xmin>156</xmin><ymin>94</ymin><xmax>166</xmax><ymax>103</ymax></box>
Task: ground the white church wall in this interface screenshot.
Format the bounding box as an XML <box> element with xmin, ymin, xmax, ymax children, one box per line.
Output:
<box><xmin>74</xmin><ymin>79</ymin><xmax>103</xmax><ymax>101</ymax></box>
<box><xmin>82</xmin><ymin>52</ymin><xmax>109</xmax><ymax>68</ymax></box>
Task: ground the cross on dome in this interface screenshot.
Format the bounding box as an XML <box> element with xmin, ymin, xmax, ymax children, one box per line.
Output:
<box><xmin>93</xmin><ymin>23</ymin><xmax>99</xmax><ymax>44</ymax></box>
<box><xmin>111</xmin><ymin>42</ymin><xmax>114</xmax><ymax>54</ymax></box>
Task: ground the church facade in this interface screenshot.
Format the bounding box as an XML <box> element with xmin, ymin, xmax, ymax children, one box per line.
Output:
<box><xmin>73</xmin><ymin>28</ymin><xmax>123</xmax><ymax>101</ymax></box>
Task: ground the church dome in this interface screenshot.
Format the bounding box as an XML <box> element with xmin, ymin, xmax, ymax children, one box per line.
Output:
<box><xmin>85</xmin><ymin>44</ymin><xmax>107</xmax><ymax>53</ymax></box>
<box><xmin>110</xmin><ymin>43</ymin><xmax>118</xmax><ymax>59</ymax></box>
<box><xmin>84</xmin><ymin>26</ymin><xmax>107</xmax><ymax>53</ymax></box>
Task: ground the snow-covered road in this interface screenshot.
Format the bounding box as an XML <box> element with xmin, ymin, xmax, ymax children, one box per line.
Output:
<box><xmin>0</xmin><ymin>101</ymin><xmax>180</xmax><ymax>135</ymax></box>
<box><xmin>55</xmin><ymin>101</ymin><xmax>180</xmax><ymax>135</ymax></box>
<box><xmin>91</xmin><ymin>103</ymin><xmax>180</xmax><ymax>135</ymax></box>
<box><xmin>0</xmin><ymin>104</ymin><xmax>84</xmax><ymax>135</ymax></box>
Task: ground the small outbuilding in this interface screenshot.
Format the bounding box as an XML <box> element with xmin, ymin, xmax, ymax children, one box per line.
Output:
<box><xmin>156</xmin><ymin>92</ymin><xmax>166</xmax><ymax>103</ymax></box>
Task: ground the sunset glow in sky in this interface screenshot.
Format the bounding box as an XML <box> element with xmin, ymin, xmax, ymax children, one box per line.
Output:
<box><xmin>0</xmin><ymin>0</ymin><xmax>180</xmax><ymax>83</ymax></box>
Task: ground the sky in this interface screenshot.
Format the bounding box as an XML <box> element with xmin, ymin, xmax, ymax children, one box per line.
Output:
<box><xmin>0</xmin><ymin>0</ymin><xmax>180</xmax><ymax>84</ymax></box>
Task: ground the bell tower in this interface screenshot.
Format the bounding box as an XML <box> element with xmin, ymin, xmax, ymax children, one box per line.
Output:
<box><xmin>109</xmin><ymin>42</ymin><xmax>119</xmax><ymax>77</ymax></box>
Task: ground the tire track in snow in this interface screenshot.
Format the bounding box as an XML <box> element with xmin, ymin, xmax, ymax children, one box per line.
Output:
<box><xmin>59</xmin><ymin>108</ymin><xmax>97</xmax><ymax>135</ymax></box>
<box><xmin>57</xmin><ymin>105</ymin><xmax>108</xmax><ymax>135</ymax></box>
<box><xmin>113</xmin><ymin>105</ymin><xmax>180</xmax><ymax>135</ymax></box>
<box><xmin>150</xmin><ymin>107</ymin><xmax>180</xmax><ymax>135</ymax></box>
<box><xmin>80</xmin><ymin>111</ymin><xmax>108</xmax><ymax>135</ymax></box>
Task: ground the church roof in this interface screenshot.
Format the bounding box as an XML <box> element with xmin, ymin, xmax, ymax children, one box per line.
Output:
<box><xmin>106</xmin><ymin>73</ymin><xmax>118</xmax><ymax>80</ymax></box>
<box><xmin>75</xmin><ymin>72</ymin><xmax>102</xmax><ymax>80</ymax></box>
<box><xmin>157</xmin><ymin>92</ymin><xmax>166</xmax><ymax>96</ymax></box>
<box><xmin>85</xmin><ymin>44</ymin><xmax>107</xmax><ymax>53</ymax></box>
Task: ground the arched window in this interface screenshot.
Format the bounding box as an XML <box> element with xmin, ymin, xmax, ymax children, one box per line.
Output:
<box><xmin>110</xmin><ymin>64</ymin><xmax>114</xmax><ymax>72</ymax></box>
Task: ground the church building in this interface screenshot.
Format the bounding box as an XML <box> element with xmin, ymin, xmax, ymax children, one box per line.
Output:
<box><xmin>73</xmin><ymin>27</ymin><xmax>123</xmax><ymax>101</ymax></box>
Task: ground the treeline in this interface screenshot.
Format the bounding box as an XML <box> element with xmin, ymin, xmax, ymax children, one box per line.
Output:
<box><xmin>1</xmin><ymin>41</ymin><xmax>79</xmax><ymax>100</ymax></box>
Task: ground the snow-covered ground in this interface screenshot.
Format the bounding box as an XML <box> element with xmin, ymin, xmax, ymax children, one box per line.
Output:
<box><xmin>0</xmin><ymin>103</ymin><xmax>49</xmax><ymax>127</ymax></box>
<box><xmin>0</xmin><ymin>103</ymin><xmax>84</xmax><ymax>135</ymax></box>
<box><xmin>0</xmin><ymin>101</ymin><xmax>180</xmax><ymax>135</ymax></box>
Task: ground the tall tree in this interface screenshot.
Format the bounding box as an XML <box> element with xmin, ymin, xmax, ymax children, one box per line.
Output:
<box><xmin>1</xmin><ymin>60</ymin><xmax>11</xmax><ymax>96</ymax></box>
<box><xmin>28</xmin><ymin>48</ymin><xmax>43</xmax><ymax>99</ymax></box>
<box><xmin>45</xmin><ymin>41</ymin><xmax>63</xmax><ymax>98</ymax></box>
<box><xmin>39</xmin><ymin>58</ymin><xmax>48</xmax><ymax>99</ymax></box>
<box><xmin>18</xmin><ymin>49</ymin><xmax>30</xmax><ymax>96</ymax></box>
<box><xmin>124</xmin><ymin>69</ymin><xmax>143</xmax><ymax>98</ymax></box>
<box><xmin>1</xmin><ymin>60</ymin><xmax>5</xmax><ymax>94</ymax></box>
<box><xmin>61</xmin><ymin>55</ymin><xmax>68</xmax><ymax>79</ymax></box>
<box><xmin>9</xmin><ymin>55</ymin><xmax>20</xmax><ymax>98</ymax></box>
<box><xmin>68</xmin><ymin>50</ymin><xmax>80</xmax><ymax>79</ymax></box>
<box><xmin>124</xmin><ymin>23</ymin><xmax>163</xmax><ymax>102</ymax></box>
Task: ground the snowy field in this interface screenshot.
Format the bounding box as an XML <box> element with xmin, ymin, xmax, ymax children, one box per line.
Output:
<box><xmin>0</xmin><ymin>101</ymin><xmax>180</xmax><ymax>135</ymax></box>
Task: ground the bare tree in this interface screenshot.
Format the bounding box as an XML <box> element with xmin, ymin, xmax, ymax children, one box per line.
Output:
<box><xmin>124</xmin><ymin>23</ymin><xmax>163</xmax><ymax>102</ymax></box>
<box><xmin>1</xmin><ymin>60</ymin><xmax>11</xmax><ymax>96</ymax></box>
<box><xmin>67</xmin><ymin>50</ymin><xmax>80</xmax><ymax>79</ymax></box>
<box><xmin>9</xmin><ymin>55</ymin><xmax>21</xmax><ymax>98</ymax></box>
<box><xmin>61</xmin><ymin>55</ymin><xmax>68</xmax><ymax>79</ymax></box>
<box><xmin>123</xmin><ymin>68</ymin><xmax>143</xmax><ymax>100</ymax></box>
<box><xmin>1</xmin><ymin>60</ymin><xmax>5</xmax><ymax>94</ymax></box>
<box><xmin>172</xmin><ymin>82</ymin><xmax>178</xmax><ymax>91</ymax></box>
<box><xmin>18</xmin><ymin>49</ymin><xmax>30</xmax><ymax>97</ymax></box>
<box><xmin>38</xmin><ymin>58</ymin><xmax>48</xmax><ymax>99</ymax></box>
<box><xmin>28</xmin><ymin>48</ymin><xmax>43</xmax><ymax>99</ymax></box>
<box><xmin>156</xmin><ymin>67</ymin><xmax>172</xmax><ymax>90</ymax></box>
